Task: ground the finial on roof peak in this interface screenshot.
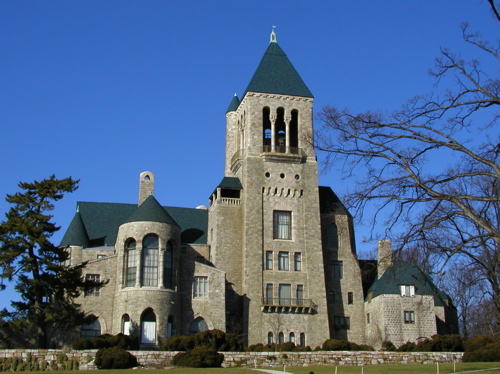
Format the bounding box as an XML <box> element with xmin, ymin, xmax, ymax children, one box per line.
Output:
<box><xmin>270</xmin><ymin>26</ymin><xmax>277</xmax><ymax>43</ymax></box>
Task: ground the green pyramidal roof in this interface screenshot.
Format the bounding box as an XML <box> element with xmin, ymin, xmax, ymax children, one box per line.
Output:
<box><xmin>60</xmin><ymin>211</ymin><xmax>90</xmax><ymax>248</ymax></box>
<box><xmin>124</xmin><ymin>195</ymin><xmax>179</xmax><ymax>226</ymax></box>
<box><xmin>245</xmin><ymin>40</ymin><xmax>313</xmax><ymax>98</ymax></box>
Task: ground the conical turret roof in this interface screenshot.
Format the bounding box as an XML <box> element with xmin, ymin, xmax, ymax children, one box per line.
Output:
<box><xmin>226</xmin><ymin>94</ymin><xmax>240</xmax><ymax>113</ymax></box>
<box><xmin>124</xmin><ymin>195</ymin><xmax>179</xmax><ymax>226</ymax></box>
<box><xmin>245</xmin><ymin>32</ymin><xmax>313</xmax><ymax>98</ymax></box>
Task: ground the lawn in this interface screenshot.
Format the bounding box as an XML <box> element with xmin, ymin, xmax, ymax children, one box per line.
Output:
<box><xmin>13</xmin><ymin>363</ymin><xmax>500</xmax><ymax>374</ymax></box>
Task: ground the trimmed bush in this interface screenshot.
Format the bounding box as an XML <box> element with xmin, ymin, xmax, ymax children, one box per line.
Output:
<box><xmin>161</xmin><ymin>335</ymin><xmax>195</xmax><ymax>351</ymax></box>
<box><xmin>95</xmin><ymin>347</ymin><xmax>138</xmax><ymax>369</ymax></box>
<box><xmin>162</xmin><ymin>330</ymin><xmax>244</xmax><ymax>352</ymax></box>
<box><xmin>172</xmin><ymin>347</ymin><xmax>224</xmax><ymax>368</ymax></box>
<box><xmin>463</xmin><ymin>337</ymin><xmax>500</xmax><ymax>362</ymax></box>
<box><xmin>73</xmin><ymin>333</ymin><xmax>139</xmax><ymax>350</ymax></box>
<box><xmin>322</xmin><ymin>339</ymin><xmax>352</xmax><ymax>351</ymax></box>
<box><xmin>382</xmin><ymin>341</ymin><xmax>396</xmax><ymax>351</ymax></box>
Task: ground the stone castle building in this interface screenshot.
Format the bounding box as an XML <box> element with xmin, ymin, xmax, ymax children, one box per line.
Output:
<box><xmin>60</xmin><ymin>30</ymin><xmax>458</xmax><ymax>349</ymax></box>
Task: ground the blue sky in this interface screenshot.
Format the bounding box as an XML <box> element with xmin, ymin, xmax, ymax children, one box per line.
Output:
<box><xmin>0</xmin><ymin>1</ymin><xmax>498</xmax><ymax>310</ymax></box>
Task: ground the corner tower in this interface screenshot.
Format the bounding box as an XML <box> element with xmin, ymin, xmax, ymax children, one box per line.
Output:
<box><xmin>210</xmin><ymin>30</ymin><xmax>330</xmax><ymax>347</ymax></box>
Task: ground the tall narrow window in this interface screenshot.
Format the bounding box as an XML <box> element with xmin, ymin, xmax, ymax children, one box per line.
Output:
<box><xmin>289</xmin><ymin>109</ymin><xmax>299</xmax><ymax>149</ymax></box>
<box><xmin>278</xmin><ymin>252</ymin><xmax>289</xmax><ymax>270</ymax></box>
<box><xmin>296</xmin><ymin>285</ymin><xmax>303</xmax><ymax>305</ymax></box>
<box><xmin>294</xmin><ymin>252</ymin><xmax>302</xmax><ymax>271</ymax></box>
<box><xmin>125</xmin><ymin>239</ymin><xmax>137</xmax><ymax>287</ymax></box>
<box><xmin>193</xmin><ymin>276</ymin><xmax>208</xmax><ymax>298</ymax></box>
<box><xmin>164</xmin><ymin>241</ymin><xmax>174</xmax><ymax>289</ymax></box>
<box><xmin>268</xmin><ymin>332</ymin><xmax>274</xmax><ymax>344</ymax></box>
<box><xmin>279</xmin><ymin>284</ymin><xmax>291</xmax><ymax>306</ymax></box>
<box><xmin>265</xmin><ymin>283</ymin><xmax>273</xmax><ymax>304</ymax></box>
<box><xmin>328</xmin><ymin>223</ymin><xmax>339</xmax><ymax>249</ymax></box>
<box><xmin>141</xmin><ymin>309</ymin><xmax>156</xmax><ymax>344</ymax></box>
<box><xmin>348</xmin><ymin>292</ymin><xmax>354</xmax><ymax>305</ymax></box>
<box><xmin>289</xmin><ymin>332</ymin><xmax>295</xmax><ymax>343</ymax></box>
<box><xmin>265</xmin><ymin>251</ymin><xmax>273</xmax><ymax>270</ymax></box>
<box><xmin>274</xmin><ymin>211</ymin><xmax>292</xmax><ymax>239</ymax></box>
<box><xmin>278</xmin><ymin>331</ymin><xmax>284</xmax><ymax>344</ymax></box>
<box><xmin>167</xmin><ymin>316</ymin><xmax>174</xmax><ymax>338</ymax></box>
<box><xmin>332</xmin><ymin>261</ymin><xmax>343</xmax><ymax>279</ymax></box>
<box><xmin>299</xmin><ymin>333</ymin><xmax>305</xmax><ymax>347</ymax></box>
<box><xmin>122</xmin><ymin>314</ymin><xmax>131</xmax><ymax>335</ymax></box>
<box><xmin>329</xmin><ymin>291</ymin><xmax>336</xmax><ymax>304</ymax></box>
<box><xmin>142</xmin><ymin>235</ymin><xmax>159</xmax><ymax>287</ymax></box>
<box><xmin>263</xmin><ymin>107</ymin><xmax>271</xmax><ymax>149</ymax></box>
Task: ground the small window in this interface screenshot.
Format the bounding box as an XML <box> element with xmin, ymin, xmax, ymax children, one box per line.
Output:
<box><xmin>278</xmin><ymin>332</ymin><xmax>284</xmax><ymax>344</ymax></box>
<box><xmin>278</xmin><ymin>252</ymin><xmax>289</xmax><ymax>270</ymax></box>
<box><xmin>274</xmin><ymin>211</ymin><xmax>292</xmax><ymax>240</ymax></box>
<box><xmin>289</xmin><ymin>332</ymin><xmax>295</xmax><ymax>343</ymax></box>
<box><xmin>265</xmin><ymin>283</ymin><xmax>273</xmax><ymax>304</ymax></box>
<box><xmin>334</xmin><ymin>316</ymin><xmax>350</xmax><ymax>330</ymax></box>
<box><xmin>193</xmin><ymin>276</ymin><xmax>208</xmax><ymax>298</ymax></box>
<box><xmin>404</xmin><ymin>311</ymin><xmax>415</xmax><ymax>324</ymax></box>
<box><xmin>125</xmin><ymin>239</ymin><xmax>137</xmax><ymax>287</ymax></box>
<box><xmin>348</xmin><ymin>292</ymin><xmax>354</xmax><ymax>305</ymax></box>
<box><xmin>294</xmin><ymin>252</ymin><xmax>302</xmax><ymax>271</ymax></box>
<box><xmin>164</xmin><ymin>242</ymin><xmax>174</xmax><ymax>289</ymax></box>
<box><xmin>97</xmin><ymin>254</ymin><xmax>106</xmax><ymax>259</ymax></box>
<box><xmin>328</xmin><ymin>223</ymin><xmax>339</xmax><ymax>249</ymax></box>
<box><xmin>299</xmin><ymin>333</ymin><xmax>306</xmax><ymax>347</ymax></box>
<box><xmin>332</xmin><ymin>261</ymin><xmax>343</xmax><ymax>279</ymax></box>
<box><xmin>122</xmin><ymin>314</ymin><xmax>131</xmax><ymax>335</ymax></box>
<box><xmin>367</xmin><ymin>313</ymin><xmax>370</xmax><ymax>324</ymax></box>
<box><xmin>328</xmin><ymin>291</ymin><xmax>335</xmax><ymax>304</ymax></box>
<box><xmin>265</xmin><ymin>251</ymin><xmax>273</xmax><ymax>270</ymax></box>
<box><xmin>85</xmin><ymin>274</ymin><xmax>100</xmax><ymax>296</ymax></box>
<box><xmin>400</xmin><ymin>285</ymin><xmax>415</xmax><ymax>297</ymax></box>
<box><xmin>296</xmin><ymin>285</ymin><xmax>303</xmax><ymax>305</ymax></box>
<box><xmin>268</xmin><ymin>332</ymin><xmax>274</xmax><ymax>344</ymax></box>
<box><xmin>142</xmin><ymin>235</ymin><xmax>159</xmax><ymax>287</ymax></box>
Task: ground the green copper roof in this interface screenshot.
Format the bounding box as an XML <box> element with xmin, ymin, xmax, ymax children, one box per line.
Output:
<box><xmin>226</xmin><ymin>94</ymin><xmax>240</xmax><ymax>113</ymax></box>
<box><xmin>60</xmin><ymin>201</ymin><xmax>208</xmax><ymax>248</ymax></box>
<box><xmin>218</xmin><ymin>177</ymin><xmax>243</xmax><ymax>190</ymax></box>
<box><xmin>245</xmin><ymin>40</ymin><xmax>313</xmax><ymax>98</ymax></box>
<box><xmin>124</xmin><ymin>195</ymin><xmax>179</xmax><ymax>226</ymax></box>
<box><xmin>60</xmin><ymin>211</ymin><xmax>90</xmax><ymax>248</ymax></box>
<box><xmin>368</xmin><ymin>261</ymin><xmax>446</xmax><ymax>306</ymax></box>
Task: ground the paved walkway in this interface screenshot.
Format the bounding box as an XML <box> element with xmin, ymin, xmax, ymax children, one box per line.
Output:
<box><xmin>250</xmin><ymin>369</ymin><xmax>295</xmax><ymax>374</ymax></box>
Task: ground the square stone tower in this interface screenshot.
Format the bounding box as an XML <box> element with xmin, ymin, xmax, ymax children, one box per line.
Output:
<box><xmin>208</xmin><ymin>29</ymin><xmax>330</xmax><ymax>347</ymax></box>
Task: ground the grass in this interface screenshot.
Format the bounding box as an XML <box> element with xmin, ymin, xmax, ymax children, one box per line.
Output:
<box><xmin>11</xmin><ymin>363</ymin><xmax>500</xmax><ymax>374</ymax></box>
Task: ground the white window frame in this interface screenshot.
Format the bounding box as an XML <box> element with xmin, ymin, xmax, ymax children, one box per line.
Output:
<box><xmin>193</xmin><ymin>276</ymin><xmax>209</xmax><ymax>298</ymax></box>
<box><xmin>400</xmin><ymin>285</ymin><xmax>415</xmax><ymax>297</ymax></box>
<box><xmin>404</xmin><ymin>310</ymin><xmax>415</xmax><ymax>324</ymax></box>
<box><xmin>278</xmin><ymin>251</ymin><xmax>289</xmax><ymax>271</ymax></box>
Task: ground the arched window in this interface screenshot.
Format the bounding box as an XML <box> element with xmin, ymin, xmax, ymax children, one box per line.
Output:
<box><xmin>300</xmin><ymin>333</ymin><xmax>306</xmax><ymax>347</ymax></box>
<box><xmin>122</xmin><ymin>314</ymin><xmax>131</xmax><ymax>335</ymax></box>
<box><xmin>263</xmin><ymin>107</ymin><xmax>271</xmax><ymax>148</ymax></box>
<box><xmin>81</xmin><ymin>317</ymin><xmax>101</xmax><ymax>338</ymax></box>
<box><xmin>268</xmin><ymin>332</ymin><xmax>274</xmax><ymax>344</ymax></box>
<box><xmin>189</xmin><ymin>317</ymin><xmax>208</xmax><ymax>335</ymax></box>
<box><xmin>125</xmin><ymin>239</ymin><xmax>137</xmax><ymax>287</ymax></box>
<box><xmin>141</xmin><ymin>308</ymin><xmax>156</xmax><ymax>344</ymax></box>
<box><xmin>142</xmin><ymin>235</ymin><xmax>158</xmax><ymax>286</ymax></box>
<box><xmin>164</xmin><ymin>241</ymin><xmax>174</xmax><ymax>289</ymax></box>
<box><xmin>290</xmin><ymin>109</ymin><xmax>299</xmax><ymax>149</ymax></box>
<box><xmin>278</xmin><ymin>331</ymin><xmax>284</xmax><ymax>344</ymax></box>
<box><xmin>328</xmin><ymin>223</ymin><xmax>339</xmax><ymax>249</ymax></box>
<box><xmin>275</xmin><ymin>107</ymin><xmax>286</xmax><ymax>152</ymax></box>
<box><xmin>289</xmin><ymin>332</ymin><xmax>295</xmax><ymax>343</ymax></box>
<box><xmin>167</xmin><ymin>316</ymin><xmax>174</xmax><ymax>338</ymax></box>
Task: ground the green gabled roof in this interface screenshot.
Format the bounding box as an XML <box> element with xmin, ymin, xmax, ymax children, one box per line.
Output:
<box><xmin>368</xmin><ymin>261</ymin><xmax>445</xmax><ymax>306</ymax></box>
<box><xmin>124</xmin><ymin>195</ymin><xmax>179</xmax><ymax>227</ymax></box>
<box><xmin>60</xmin><ymin>211</ymin><xmax>90</xmax><ymax>248</ymax></box>
<box><xmin>60</xmin><ymin>201</ymin><xmax>208</xmax><ymax>248</ymax></box>
<box><xmin>245</xmin><ymin>40</ymin><xmax>313</xmax><ymax>98</ymax></box>
<box><xmin>226</xmin><ymin>94</ymin><xmax>240</xmax><ymax>113</ymax></box>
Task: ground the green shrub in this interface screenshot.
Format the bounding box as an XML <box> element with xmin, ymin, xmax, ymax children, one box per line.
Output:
<box><xmin>172</xmin><ymin>347</ymin><xmax>224</xmax><ymax>368</ymax></box>
<box><xmin>73</xmin><ymin>333</ymin><xmax>139</xmax><ymax>350</ymax></box>
<box><xmin>382</xmin><ymin>341</ymin><xmax>396</xmax><ymax>351</ymax></box>
<box><xmin>162</xmin><ymin>330</ymin><xmax>243</xmax><ymax>352</ymax></box>
<box><xmin>397</xmin><ymin>341</ymin><xmax>417</xmax><ymax>351</ymax></box>
<box><xmin>161</xmin><ymin>335</ymin><xmax>195</xmax><ymax>351</ymax></box>
<box><xmin>95</xmin><ymin>347</ymin><xmax>138</xmax><ymax>369</ymax></box>
<box><xmin>465</xmin><ymin>335</ymin><xmax>495</xmax><ymax>352</ymax></box>
<box><xmin>321</xmin><ymin>339</ymin><xmax>352</xmax><ymax>351</ymax></box>
<box><xmin>463</xmin><ymin>337</ymin><xmax>500</xmax><ymax>362</ymax></box>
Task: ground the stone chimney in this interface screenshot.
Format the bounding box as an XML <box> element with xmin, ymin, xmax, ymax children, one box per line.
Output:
<box><xmin>377</xmin><ymin>240</ymin><xmax>393</xmax><ymax>279</ymax></box>
<box><xmin>138</xmin><ymin>171</ymin><xmax>155</xmax><ymax>205</ymax></box>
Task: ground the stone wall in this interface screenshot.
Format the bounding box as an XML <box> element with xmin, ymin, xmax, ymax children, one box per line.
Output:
<box><xmin>0</xmin><ymin>349</ymin><xmax>463</xmax><ymax>370</ymax></box>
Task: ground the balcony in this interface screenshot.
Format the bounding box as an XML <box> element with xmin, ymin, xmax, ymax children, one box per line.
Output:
<box><xmin>260</xmin><ymin>146</ymin><xmax>307</xmax><ymax>163</ymax></box>
<box><xmin>261</xmin><ymin>297</ymin><xmax>317</xmax><ymax>314</ymax></box>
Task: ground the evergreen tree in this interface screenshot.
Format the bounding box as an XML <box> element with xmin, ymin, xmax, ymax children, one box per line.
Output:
<box><xmin>0</xmin><ymin>175</ymin><xmax>104</xmax><ymax>348</ymax></box>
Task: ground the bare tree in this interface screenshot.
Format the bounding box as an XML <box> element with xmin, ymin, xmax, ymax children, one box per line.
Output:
<box><xmin>315</xmin><ymin>20</ymin><xmax>500</xmax><ymax>334</ymax></box>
